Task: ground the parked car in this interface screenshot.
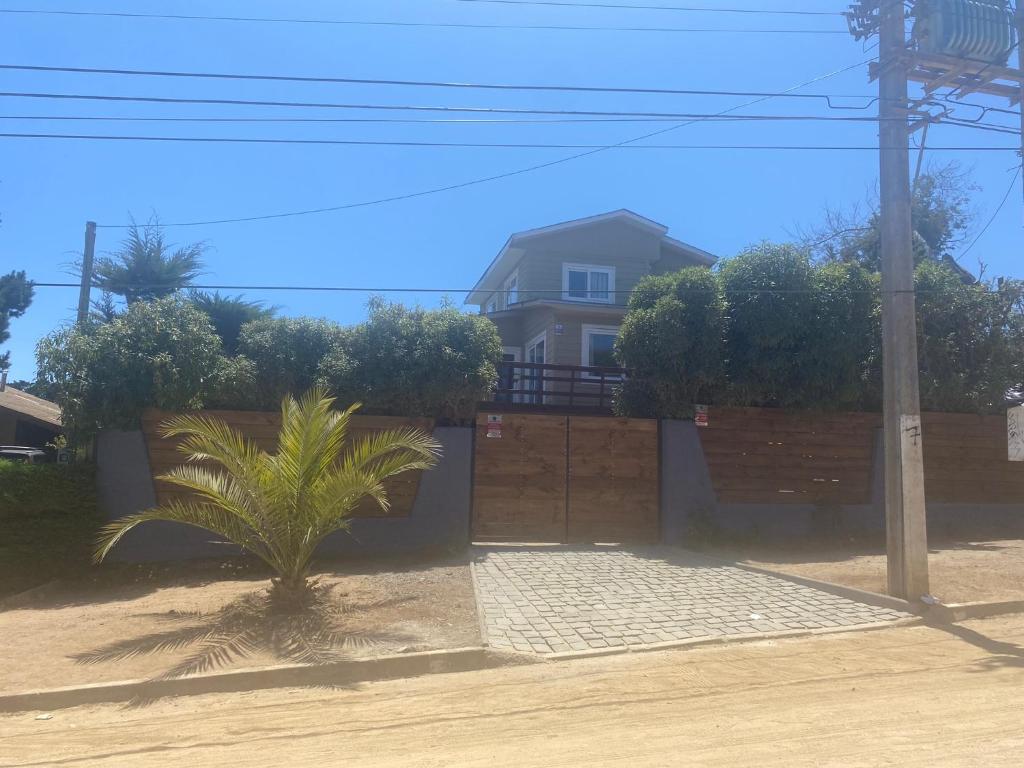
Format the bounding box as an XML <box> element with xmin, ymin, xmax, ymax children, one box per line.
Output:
<box><xmin>0</xmin><ymin>445</ymin><xmax>48</xmax><ymax>463</ymax></box>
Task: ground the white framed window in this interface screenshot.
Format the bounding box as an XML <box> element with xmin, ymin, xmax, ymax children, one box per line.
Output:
<box><xmin>562</xmin><ymin>263</ymin><xmax>615</xmax><ymax>303</ymax></box>
<box><xmin>486</xmin><ymin>299</ymin><xmax>497</xmax><ymax>314</ymax></box>
<box><xmin>581</xmin><ymin>324</ymin><xmax>621</xmax><ymax>377</ymax></box>
<box><xmin>503</xmin><ymin>271</ymin><xmax>519</xmax><ymax>307</ymax></box>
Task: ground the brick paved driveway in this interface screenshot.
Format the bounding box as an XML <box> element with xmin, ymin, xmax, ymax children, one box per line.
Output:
<box><xmin>472</xmin><ymin>546</ymin><xmax>910</xmax><ymax>655</ymax></box>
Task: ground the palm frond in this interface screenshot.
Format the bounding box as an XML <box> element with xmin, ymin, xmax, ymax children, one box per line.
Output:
<box><xmin>94</xmin><ymin>499</ymin><xmax>271</xmax><ymax>566</ymax></box>
<box><xmin>98</xmin><ymin>390</ymin><xmax>442</xmax><ymax>605</ymax></box>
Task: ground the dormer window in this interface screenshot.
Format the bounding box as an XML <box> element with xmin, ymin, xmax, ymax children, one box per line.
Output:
<box><xmin>562</xmin><ymin>264</ymin><xmax>614</xmax><ymax>303</ymax></box>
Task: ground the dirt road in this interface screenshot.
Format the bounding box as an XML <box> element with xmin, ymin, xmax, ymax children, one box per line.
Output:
<box><xmin>3</xmin><ymin>615</ymin><xmax>1024</xmax><ymax>767</ymax></box>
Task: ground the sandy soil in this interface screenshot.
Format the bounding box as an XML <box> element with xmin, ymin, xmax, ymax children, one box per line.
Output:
<box><xmin>0</xmin><ymin>556</ymin><xmax>480</xmax><ymax>693</ymax></box>
<box><xmin>707</xmin><ymin>539</ymin><xmax>1024</xmax><ymax>604</ymax></box>
<box><xmin>3</xmin><ymin>614</ymin><xmax>1023</xmax><ymax>767</ymax></box>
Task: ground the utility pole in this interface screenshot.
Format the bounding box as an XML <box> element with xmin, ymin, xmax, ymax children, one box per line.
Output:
<box><xmin>1018</xmin><ymin>7</ymin><xmax>1024</xmax><ymax>212</ymax></box>
<box><xmin>878</xmin><ymin>0</ymin><xmax>929</xmax><ymax>600</ymax></box>
<box><xmin>77</xmin><ymin>221</ymin><xmax>96</xmax><ymax>324</ymax></box>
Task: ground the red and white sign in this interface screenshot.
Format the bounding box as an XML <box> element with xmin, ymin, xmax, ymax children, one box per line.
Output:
<box><xmin>486</xmin><ymin>413</ymin><xmax>503</xmax><ymax>439</ymax></box>
<box><xmin>694</xmin><ymin>404</ymin><xmax>709</xmax><ymax>428</ymax></box>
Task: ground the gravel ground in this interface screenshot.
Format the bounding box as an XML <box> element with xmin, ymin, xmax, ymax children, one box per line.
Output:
<box><xmin>707</xmin><ymin>539</ymin><xmax>1024</xmax><ymax>604</ymax></box>
<box><xmin>0</xmin><ymin>554</ymin><xmax>480</xmax><ymax>692</ymax></box>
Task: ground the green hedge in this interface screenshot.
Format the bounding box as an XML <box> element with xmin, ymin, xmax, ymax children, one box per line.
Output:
<box><xmin>0</xmin><ymin>462</ymin><xmax>100</xmax><ymax>598</ymax></box>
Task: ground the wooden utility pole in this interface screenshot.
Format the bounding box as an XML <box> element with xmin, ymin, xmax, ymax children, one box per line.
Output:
<box><xmin>77</xmin><ymin>221</ymin><xmax>97</xmax><ymax>324</ymax></box>
<box><xmin>878</xmin><ymin>0</ymin><xmax>929</xmax><ymax>600</ymax></box>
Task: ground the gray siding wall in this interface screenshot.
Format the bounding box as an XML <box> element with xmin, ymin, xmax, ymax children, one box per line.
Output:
<box><xmin>518</xmin><ymin>220</ymin><xmax>663</xmax><ymax>306</ymax></box>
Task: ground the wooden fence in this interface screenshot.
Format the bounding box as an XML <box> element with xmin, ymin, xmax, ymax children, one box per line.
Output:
<box><xmin>921</xmin><ymin>412</ymin><xmax>1024</xmax><ymax>504</ymax></box>
<box><xmin>140</xmin><ymin>409</ymin><xmax>434</xmax><ymax>518</ymax></box>
<box><xmin>472</xmin><ymin>413</ymin><xmax>659</xmax><ymax>543</ymax></box>
<box><xmin>698</xmin><ymin>407</ymin><xmax>1024</xmax><ymax>505</ymax></box>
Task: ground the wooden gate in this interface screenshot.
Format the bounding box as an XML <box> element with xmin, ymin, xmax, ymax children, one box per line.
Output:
<box><xmin>472</xmin><ymin>413</ymin><xmax>659</xmax><ymax>543</ymax></box>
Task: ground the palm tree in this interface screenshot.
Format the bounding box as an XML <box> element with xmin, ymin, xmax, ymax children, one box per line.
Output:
<box><xmin>92</xmin><ymin>221</ymin><xmax>205</xmax><ymax>304</ymax></box>
<box><xmin>95</xmin><ymin>389</ymin><xmax>440</xmax><ymax>607</ymax></box>
<box><xmin>188</xmin><ymin>290</ymin><xmax>276</xmax><ymax>354</ymax></box>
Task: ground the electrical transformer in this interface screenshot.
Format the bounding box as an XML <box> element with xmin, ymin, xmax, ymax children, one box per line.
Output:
<box><xmin>912</xmin><ymin>0</ymin><xmax>1018</xmax><ymax>64</ymax></box>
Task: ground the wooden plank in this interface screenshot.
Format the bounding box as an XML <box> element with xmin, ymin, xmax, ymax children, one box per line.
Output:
<box><xmin>141</xmin><ymin>410</ymin><xmax>432</xmax><ymax>518</ymax></box>
<box><xmin>567</xmin><ymin>416</ymin><xmax>658</xmax><ymax>544</ymax></box>
<box><xmin>699</xmin><ymin>407</ymin><xmax>876</xmax><ymax>505</ymax></box>
<box><xmin>472</xmin><ymin>413</ymin><xmax>567</xmax><ymax>543</ymax></box>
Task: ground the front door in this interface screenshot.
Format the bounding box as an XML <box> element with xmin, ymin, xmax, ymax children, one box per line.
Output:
<box><xmin>525</xmin><ymin>334</ymin><xmax>546</xmax><ymax>405</ymax></box>
<box><xmin>498</xmin><ymin>350</ymin><xmax>518</xmax><ymax>403</ymax></box>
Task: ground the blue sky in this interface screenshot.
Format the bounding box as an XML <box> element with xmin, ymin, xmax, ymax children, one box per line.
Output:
<box><xmin>2</xmin><ymin>0</ymin><xmax>1021</xmax><ymax>381</ymax></box>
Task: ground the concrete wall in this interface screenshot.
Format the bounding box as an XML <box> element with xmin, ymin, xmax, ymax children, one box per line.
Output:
<box><xmin>96</xmin><ymin>427</ymin><xmax>473</xmax><ymax>562</ymax></box>
<box><xmin>659</xmin><ymin>421</ymin><xmax>1024</xmax><ymax>544</ymax></box>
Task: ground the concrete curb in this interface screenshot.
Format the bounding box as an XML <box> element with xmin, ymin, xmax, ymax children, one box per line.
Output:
<box><xmin>542</xmin><ymin>616</ymin><xmax>925</xmax><ymax>661</ymax></box>
<box><xmin>468</xmin><ymin>559</ymin><xmax>492</xmax><ymax>647</ymax></box>
<box><xmin>0</xmin><ymin>646</ymin><xmax>530</xmax><ymax>714</ymax></box>
<box><xmin>924</xmin><ymin>599</ymin><xmax>1024</xmax><ymax>623</ymax></box>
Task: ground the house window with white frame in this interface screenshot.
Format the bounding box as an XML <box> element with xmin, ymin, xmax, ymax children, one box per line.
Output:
<box><xmin>486</xmin><ymin>298</ymin><xmax>497</xmax><ymax>314</ymax></box>
<box><xmin>503</xmin><ymin>271</ymin><xmax>518</xmax><ymax>306</ymax></box>
<box><xmin>562</xmin><ymin>264</ymin><xmax>614</xmax><ymax>303</ymax></box>
<box><xmin>581</xmin><ymin>324</ymin><xmax>620</xmax><ymax>374</ymax></box>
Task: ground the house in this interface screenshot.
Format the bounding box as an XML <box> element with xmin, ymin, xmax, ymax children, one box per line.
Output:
<box><xmin>0</xmin><ymin>385</ymin><xmax>62</xmax><ymax>447</ymax></box>
<box><xmin>466</xmin><ymin>209</ymin><xmax>716</xmax><ymax>407</ymax></box>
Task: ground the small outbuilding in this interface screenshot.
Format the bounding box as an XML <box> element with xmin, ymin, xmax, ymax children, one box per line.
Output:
<box><xmin>0</xmin><ymin>385</ymin><xmax>62</xmax><ymax>447</ymax></box>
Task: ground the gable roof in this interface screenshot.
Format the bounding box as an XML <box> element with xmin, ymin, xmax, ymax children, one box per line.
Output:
<box><xmin>0</xmin><ymin>386</ymin><xmax>62</xmax><ymax>428</ymax></box>
<box><xmin>466</xmin><ymin>209</ymin><xmax>716</xmax><ymax>305</ymax></box>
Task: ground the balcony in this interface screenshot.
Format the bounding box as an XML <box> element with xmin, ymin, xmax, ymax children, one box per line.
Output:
<box><xmin>481</xmin><ymin>360</ymin><xmax>627</xmax><ymax>413</ymax></box>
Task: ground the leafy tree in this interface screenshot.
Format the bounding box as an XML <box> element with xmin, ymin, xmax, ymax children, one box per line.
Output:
<box><xmin>913</xmin><ymin>262</ymin><xmax>1024</xmax><ymax>413</ymax></box>
<box><xmin>236</xmin><ymin>316</ymin><xmax>349</xmax><ymax>409</ymax></box>
<box><xmin>95</xmin><ymin>390</ymin><xmax>440</xmax><ymax>605</ymax></box>
<box><xmin>802</xmin><ymin>261</ymin><xmax>879</xmax><ymax>410</ymax></box>
<box><xmin>319</xmin><ymin>299</ymin><xmax>503</xmax><ymax>423</ymax></box>
<box><xmin>190</xmin><ymin>291</ymin><xmax>275</xmax><ymax>355</ymax></box>
<box><xmin>0</xmin><ymin>270</ymin><xmax>34</xmax><ymax>370</ymax></box>
<box><xmin>35</xmin><ymin>296</ymin><xmax>225</xmax><ymax>435</ymax></box>
<box><xmin>614</xmin><ymin>267</ymin><xmax>724</xmax><ymax>417</ymax></box>
<box><xmin>718</xmin><ymin>243</ymin><xmax>818</xmax><ymax>407</ymax></box>
<box><xmin>91</xmin><ymin>221</ymin><xmax>205</xmax><ymax>304</ymax></box>
<box><xmin>810</xmin><ymin>162</ymin><xmax>976</xmax><ymax>273</ymax></box>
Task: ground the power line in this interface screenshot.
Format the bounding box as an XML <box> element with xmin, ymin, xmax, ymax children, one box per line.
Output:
<box><xmin>0</xmin><ymin>7</ymin><xmax>848</xmax><ymax>34</ymax></box>
<box><xmin>0</xmin><ymin>113</ymin><xmax>1015</xmax><ymax>134</ymax></box>
<box><xmin>88</xmin><ymin>58</ymin><xmax>875</xmax><ymax>228</ymax></box>
<box><xmin>4</xmin><ymin>132</ymin><xmax>1015</xmax><ymax>150</ymax></box>
<box><xmin>0</xmin><ymin>90</ymin><xmax>887</xmax><ymax>118</ymax></box>
<box><xmin>0</xmin><ymin>63</ymin><xmax>877</xmax><ymax>101</ymax></box>
<box><xmin>26</xmin><ymin>282</ymin><xmax>978</xmax><ymax>296</ymax></box>
<box><xmin>454</xmin><ymin>0</ymin><xmax>841</xmax><ymax>14</ymax></box>
<box><xmin>959</xmin><ymin>165</ymin><xmax>1023</xmax><ymax>259</ymax></box>
<box><xmin>0</xmin><ymin>110</ymin><xmax>964</xmax><ymax>125</ymax></box>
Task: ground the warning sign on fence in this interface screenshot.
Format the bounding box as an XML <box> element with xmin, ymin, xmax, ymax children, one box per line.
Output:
<box><xmin>694</xmin><ymin>404</ymin><xmax>709</xmax><ymax>428</ymax></box>
<box><xmin>486</xmin><ymin>413</ymin><xmax>503</xmax><ymax>439</ymax></box>
<box><xmin>1009</xmin><ymin>406</ymin><xmax>1024</xmax><ymax>462</ymax></box>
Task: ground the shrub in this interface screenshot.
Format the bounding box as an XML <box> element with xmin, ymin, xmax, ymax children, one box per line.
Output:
<box><xmin>235</xmin><ymin>317</ymin><xmax>349</xmax><ymax>410</ymax></box>
<box><xmin>0</xmin><ymin>462</ymin><xmax>100</xmax><ymax>597</ymax></box>
<box><xmin>320</xmin><ymin>299</ymin><xmax>503</xmax><ymax>423</ymax></box>
<box><xmin>719</xmin><ymin>243</ymin><xmax>817</xmax><ymax>407</ymax></box>
<box><xmin>914</xmin><ymin>262</ymin><xmax>1024</xmax><ymax>413</ymax></box>
<box><xmin>616</xmin><ymin>246</ymin><xmax>1023</xmax><ymax>417</ymax></box>
<box><xmin>35</xmin><ymin>296</ymin><xmax>225</xmax><ymax>435</ymax></box>
<box><xmin>614</xmin><ymin>267</ymin><xmax>724</xmax><ymax>418</ymax></box>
